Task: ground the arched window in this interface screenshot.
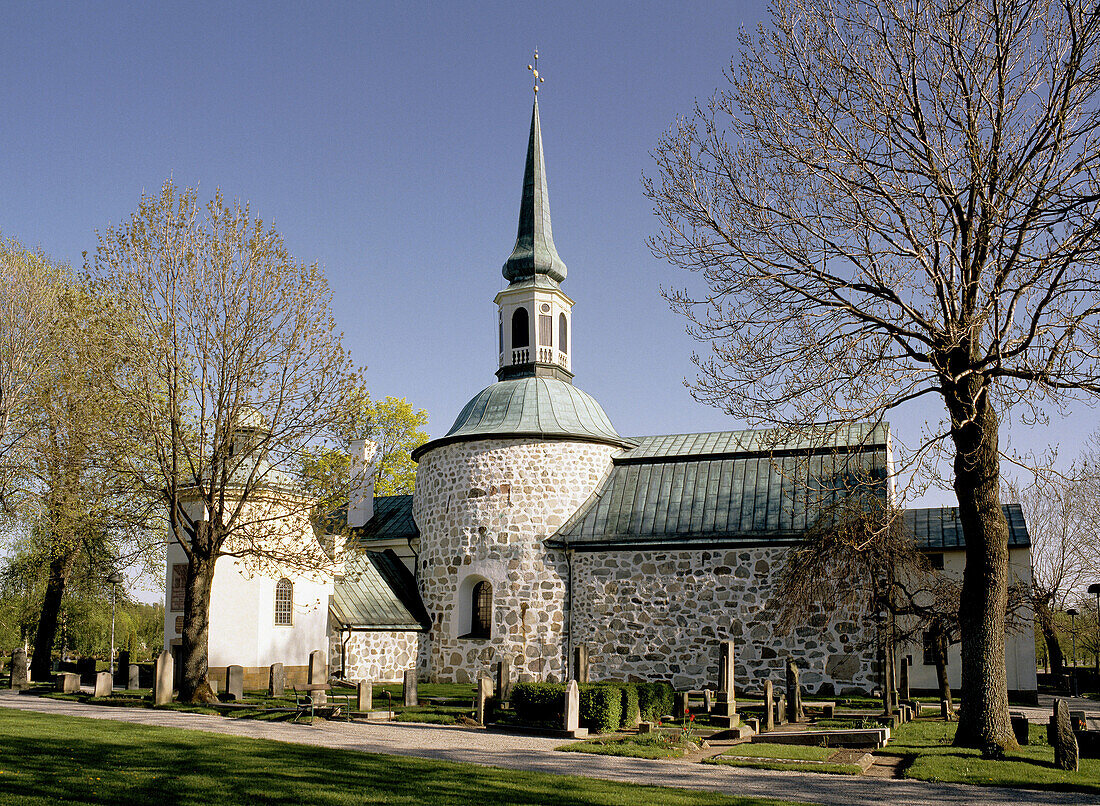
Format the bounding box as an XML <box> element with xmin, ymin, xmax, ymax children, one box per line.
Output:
<box><xmin>559</xmin><ymin>313</ymin><xmax>568</xmax><ymax>354</ymax></box>
<box><xmin>511</xmin><ymin>308</ymin><xmax>530</xmax><ymax>348</ymax></box>
<box><xmin>470</xmin><ymin>580</ymin><xmax>492</xmax><ymax>639</ymax></box>
<box><xmin>274</xmin><ymin>578</ymin><xmax>293</xmax><ymax>626</ymax></box>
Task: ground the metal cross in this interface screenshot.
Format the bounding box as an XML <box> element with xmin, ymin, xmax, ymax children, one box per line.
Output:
<box><xmin>527</xmin><ymin>49</ymin><xmax>545</xmax><ymax>93</ymax></box>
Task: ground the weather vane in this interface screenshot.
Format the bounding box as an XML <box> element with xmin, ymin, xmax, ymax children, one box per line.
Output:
<box><xmin>528</xmin><ymin>49</ymin><xmax>545</xmax><ymax>93</ymax></box>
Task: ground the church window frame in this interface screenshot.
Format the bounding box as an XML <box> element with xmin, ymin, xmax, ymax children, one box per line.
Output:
<box><xmin>559</xmin><ymin>313</ymin><xmax>568</xmax><ymax>354</ymax></box>
<box><xmin>274</xmin><ymin>578</ymin><xmax>293</xmax><ymax>626</ymax></box>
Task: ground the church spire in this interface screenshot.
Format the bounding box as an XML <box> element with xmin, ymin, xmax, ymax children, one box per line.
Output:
<box><xmin>502</xmin><ymin>94</ymin><xmax>567</xmax><ymax>284</ymax></box>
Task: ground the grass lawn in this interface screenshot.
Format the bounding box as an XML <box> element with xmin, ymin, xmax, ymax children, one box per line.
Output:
<box><xmin>879</xmin><ymin>720</ymin><xmax>1100</xmax><ymax>794</ymax></box>
<box><xmin>559</xmin><ymin>734</ymin><xmax>688</xmax><ymax>759</ymax></box>
<box><xmin>0</xmin><ymin>708</ymin><xmax>813</xmax><ymax>806</ymax></box>
<box><xmin>705</xmin><ymin>744</ymin><xmax>862</xmax><ymax>776</ymax></box>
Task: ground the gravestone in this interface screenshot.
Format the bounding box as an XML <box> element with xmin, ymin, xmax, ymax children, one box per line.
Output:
<box><xmin>762</xmin><ymin>680</ymin><xmax>775</xmax><ymax>732</ymax></box>
<box><xmin>564</xmin><ymin>679</ymin><xmax>580</xmax><ymax>733</ymax></box>
<box><xmin>308</xmin><ymin>649</ymin><xmax>327</xmax><ymax>704</ymax></box>
<box><xmin>746</xmin><ymin>717</ymin><xmax>760</xmax><ymax>732</ymax></box>
<box><xmin>786</xmin><ymin>659</ymin><xmax>804</xmax><ymax>722</ymax></box>
<box><xmin>76</xmin><ymin>657</ymin><xmax>95</xmax><ymax>686</ymax></box>
<box><xmin>9</xmin><ymin>648</ymin><xmax>28</xmax><ymax>690</ymax></box>
<box><xmin>115</xmin><ymin>651</ymin><xmax>131</xmax><ymax>687</ymax></box>
<box><xmin>675</xmin><ymin>691</ymin><xmax>690</xmax><ymax>718</ymax></box>
<box><xmin>476</xmin><ymin>675</ymin><xmax>494</xmax><ymax>725</ymax></box>
<box><xmin>57</xmin><ymin>672</ymin><xmax>80</xmax><ymax>693</ymax></box>
<box><xmin>357</xmin><ymin>679</ymin><xmax>372</xmax><ymax>712</ymax></box>
<box><xmin>495</xmin><ymin>659</ymin><xmax>512</xmax><ymax>704</ymax></box>
<box><xmin>703</xmin><ymin>689</ymin><xmax>714</xmax><ymax>713</ymax></box>
<box><xmin>940</xmin><ymin>698</ymin><xmax>951</xmax><ymax>720</ymax></box>
<box><xmin>638</xmin><ymin>721</ymin><xmax>653</xmax><ymax>734</ymax></box>
<box><xmin>1051</xmin><ymin>699</ymin><xmax>1079</xmax><ymax>771</ymax></box>
<box><xmin>269</xmin><ymin>663</ymin><xmax>285</xmax><ymax>697</ymax></box>
<box><xmin>713</xmin><ymin>640</ymin><xmax>737</xmax><ymax>724</ymax></box>
<box><xmin>1010</xmin><ymin>712</ymin><xmax>1029</xmax><ymax>746</ymax></box>
<box><xmin>128</xmin><ymin>664</ymin><xmax>140</xmax><ymax>690</ymax></box>
<box><xmin>226</xmin><ymin>665</ymin><xmax>244</xmax><ymax>701</ymax></box>
<box><xmin>403</xmin><ymin>668</ymin><xmax>418</xmax><ymax>707</ymax></box>
<box><xmin>573</xmin><ymin>644</ymin><xmax>589</xmax><ymax>683</ymax></box>
<box><xmin>776</xmin><ymin>692</ymin><xmax>788</xmax><ymax>726</ymax></box>
<box><xmin>94</xmin><ymin>671</ymin><xmax>113</xmax><ymax>698</ymax></box>
<box><xmin>899</xmin><ymin>656</ymin><xmax>910</xmax><ymax>702</ymax></box>
<box><xmin>153</xmin><ymin>649</ymin><xmax>173</xmax><ymax>706</ymax></box>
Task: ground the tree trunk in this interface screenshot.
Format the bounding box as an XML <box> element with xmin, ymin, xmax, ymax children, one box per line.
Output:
<box><xmin>929</xmin><ymin>618</ymin><xmax>953</xmax><ymax>716</ymax></box>
<box><xmin>179</xmin><ymin>524</ymin><xmax>218</xmax><ymax>704</ymax></box>
<box><xmin>1034</xmin><ymin>599</ymin><xmax>1065</xmax><ymax>677</ymax></box>
<box><xmin>947</xmin><ymin>387</ymin><xmax>1016</xmax><ymax>752</ymax></box>
<box><xmin>30</xmin><ymin>551</ymin><xmax>76</xmax><ymax>682</ymax></box>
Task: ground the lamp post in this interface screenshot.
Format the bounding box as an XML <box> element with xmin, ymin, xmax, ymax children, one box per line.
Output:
<box><xmin>1089</xmin><ymin>583</ymin><xmax>1100</xmax><ymax>681</ymax></box>
<box><xmin>1069</xmin><ymin>607</ymin><xmax>1080</xmax><ymax>696</ymax></box>
<box><xmin>107</xmin><ymin>571</ymin><xmax>123</xmax><ymax>677</ymax></box>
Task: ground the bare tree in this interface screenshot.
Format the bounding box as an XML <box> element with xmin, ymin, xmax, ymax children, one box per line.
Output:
<box><xmin>1003</xmin><ymin>467</ymin><xmax>1091</xmax><ymax>677</ymax></box>
<box><xmin>93</xmin><ymin>180</ymin><xmax>358</xmax><ymax>702</ymax></box>
<box><xmin>647</xmin><ymin>0</ymin><xmax>1100</xmax><ymax>750</ymax></box>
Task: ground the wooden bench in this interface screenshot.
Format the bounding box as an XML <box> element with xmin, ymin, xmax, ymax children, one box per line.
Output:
<box><xmin>293</xmin><ymin>684</ymin><xmax>351</xmax><ymax>723</ymax></box>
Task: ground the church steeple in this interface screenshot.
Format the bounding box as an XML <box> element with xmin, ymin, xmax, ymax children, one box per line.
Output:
<box><xmin>502</xmin><ymin>96</ymin><xmax>567</xmax><ymax>284</ymax></box>
<box><xmin>495</xmin><ymin>54</ymin><xmax>574</xmax><ymax>384</ymax></box>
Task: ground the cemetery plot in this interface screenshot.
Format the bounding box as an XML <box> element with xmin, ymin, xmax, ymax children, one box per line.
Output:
<box><xmin>705</xmin><ymin>743</ymin><xmax>871</xmax><ymax>775</ymax></box>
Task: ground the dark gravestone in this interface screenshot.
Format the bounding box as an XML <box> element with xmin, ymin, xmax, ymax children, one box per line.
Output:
<box><xmin>899</xmin><ymin>657</ymin><xmax>910</xmax><ymax>702</ymax></box>
<box><xmin>76</xmin><ymin>657</ymin><xmax>96</xmax><ymax>686</ymax></box>
<box><xmin>226</xmin><ymin>665</ymin><xmax>244</xmax><ymax>701</ymax></box>
<box><xmin>573</xmin><ymin>644</ymin><xmax>588</xmax><ymax>683</ymax></box>
<box><xmin>269</xmin><ymin>663</ymin><xmax>285</xmax><ymax>697</ymax></box>
<box><xmin>1050</xmin><ymin>699</ymin><xmax>1079</xmax><ymax>771</ymax></box>
<box><xmin>127</xmin><ymin>664</ymin><xmax>140</xmax><ymax>691</ymax></box>
<box><xmin>9</xmin><ymin>648</ymin><xmax>28</xmax><ymax>690</ymax></box>
<box><xmin>495</xmin><ymin>659</ymin><xmax>512</xmax><ymax>705</ymax></box>
<box><xmin>714</xmin><ymin>640</ymin><xmax>737</xmax><ymax>724</ymax></box>
<box><xmin>786</xmin><ymin>659</ymin><xmax>804</xmax><ymax>722</ymax></box>
<box><xmin>115</xmin><ymin>651</ymin><xmax>131</xmax><ymax>687</ymax></box>
<box><xmin>403</xmin><ymin>668</ymin><xmax>418</xmax><ymax>707</ymax></box>
<box><xmin>1010</xmin><ymin>712</ymin><xmax>1029</xmax><ymax>746</ymax></box>
<box><xmin>762</xmin><ymin>680</ymin><xmax>775</xmax><ymax>732</ymax></box>
<box><xmin>675</xmin><ymin>691</ymin><xmax>690</xmax><ymax>718</ymax></box>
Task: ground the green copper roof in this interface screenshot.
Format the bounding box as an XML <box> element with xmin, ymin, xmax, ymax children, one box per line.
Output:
<box><xmin>412</xmin><ymin>377</ymin><xmax>629</xmax><ymax>459</ymax></box>
<box><xmin>904</xmin><ymin>504</ymin><xmax>1031</xmax><ymax>550</ymax></box>
<box><xmin>331</xmin><ymin>548</ymin><xmax>430</xmax><ymax>631</ymax></box>
<box><xmin>502</xmin><ymin>97</ymin><xmax>567</xmax><ymax>284</ymax></box>
<box><xmin>548</xmin><ymin>424</ymin><xmax>890</xmax><ymax>550</ymax></box>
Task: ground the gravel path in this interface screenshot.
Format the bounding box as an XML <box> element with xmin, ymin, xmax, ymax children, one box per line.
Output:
<box><xmin>2</xmin><ymin>691</ymin><xmax>1095</xmax><ymax>806</ymax></box>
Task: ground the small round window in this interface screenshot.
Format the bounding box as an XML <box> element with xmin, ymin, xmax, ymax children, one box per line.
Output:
<box><xmin>540</xmin><ymin>303</ymin><xmax>551</xmax><ymax>313</ymax></box>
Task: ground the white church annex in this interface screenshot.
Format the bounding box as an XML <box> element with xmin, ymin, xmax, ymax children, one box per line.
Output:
<box><xmin>168</xmin><ymin>92</ymin><xmax>1038</xmax><ymax>700</ymax></box>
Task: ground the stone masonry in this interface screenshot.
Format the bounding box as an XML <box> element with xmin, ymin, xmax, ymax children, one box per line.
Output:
<box><xmin>414</xmin><ymin>438</ymin><xmax>617</xmax><ymax>683</ymax></box>
<box><xmin>569</xmin><ymin>547</ymin><xmax>876</xmax><ymax>693</ymax></box>
<box><xmin>332</xmin><ymin>630</ymin><xmax>423</xmax><ymax>683</ymax></box>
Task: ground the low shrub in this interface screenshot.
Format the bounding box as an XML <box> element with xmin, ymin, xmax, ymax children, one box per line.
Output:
<box><xmin>595</xmin><ymin>682</ymin><xmax>641</xmax><ymax>728</ymax></box>
<box><xmin>579</xmin><ymin>685</ymin><xmax>622</xmax><ymax>734</ymax></box>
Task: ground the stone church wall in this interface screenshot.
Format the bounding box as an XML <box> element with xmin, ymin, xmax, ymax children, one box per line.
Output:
<box><xmin>570</xmin><ymin>547</ymin><xmax>876</xmax><ymax>694</ymax></box>
<box><xmin>330</xmin><ymin>630</ymin><xmax>422</xmax><ymax>683</ymax></box>
<box><xmin>414</xmin><ymin>438</ymin><xmax>618</xmax><ymax>683</ymax></box>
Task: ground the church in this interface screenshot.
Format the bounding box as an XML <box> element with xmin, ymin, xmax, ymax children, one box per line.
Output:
<box><xmin>167</xmin><ymin>91</ymin><xmax>1038</xmax><ymax>700</ymax></box>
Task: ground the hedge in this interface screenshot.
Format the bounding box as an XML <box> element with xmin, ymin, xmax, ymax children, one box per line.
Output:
<box><xmin>511</xmin><ymin>682</ymin><xmax>564</xmax><ymax>726</ymax></box>
<box><xmin>579</xmin><ymin>685</ymin><xmax>622</xmax><ymax>734</ymax></box>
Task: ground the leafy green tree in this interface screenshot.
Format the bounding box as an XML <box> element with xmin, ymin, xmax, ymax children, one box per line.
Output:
<box><xmin>94</xmin><ymin>179</ymin><xmax>358</xmax><ymax>703</ymax></box>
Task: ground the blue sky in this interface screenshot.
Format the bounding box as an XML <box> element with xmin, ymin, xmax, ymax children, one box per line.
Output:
<box><xmin>2</xmin><ymin>1</ymin><xmax>1093</xmax><ymax>511</ymax></box>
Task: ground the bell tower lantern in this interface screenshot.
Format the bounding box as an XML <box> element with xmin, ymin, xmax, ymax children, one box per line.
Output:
<box><xmin>495</xmin><ymin>69</ymin><xmax>574</xmax><ymax>383</ymax></box>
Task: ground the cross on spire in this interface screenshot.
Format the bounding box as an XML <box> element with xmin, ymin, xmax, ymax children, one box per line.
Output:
<box><xmin>527</xmin><ymin>49</ymin><xmax>545</xmax><ymax>93</ymax></box>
